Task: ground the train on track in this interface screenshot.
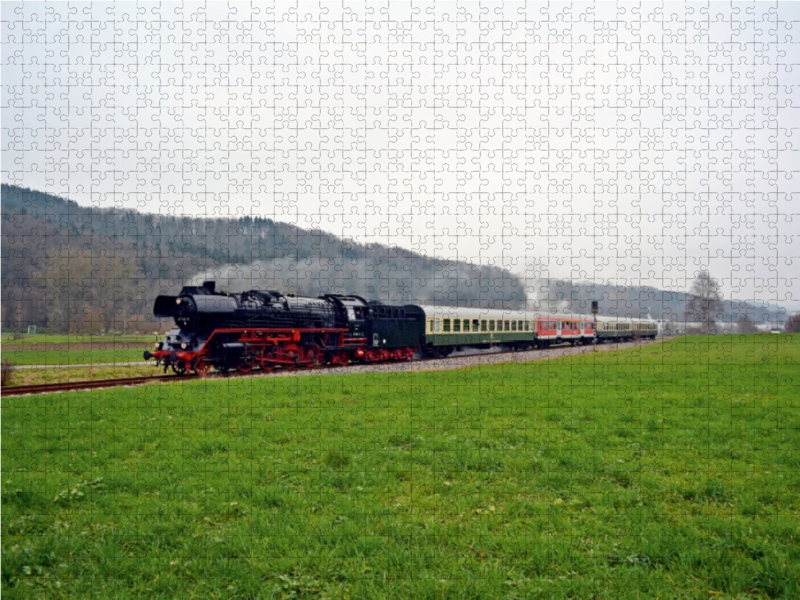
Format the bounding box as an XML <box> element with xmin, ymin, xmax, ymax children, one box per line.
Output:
<box><xmin>145</xmin><ymin>281</ymin><xmax>658</xmax><ymax>376</ymax></box>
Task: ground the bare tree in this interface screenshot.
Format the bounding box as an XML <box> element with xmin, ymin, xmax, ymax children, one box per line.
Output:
<box><xmin>686</xmin><ymin>271</ymin><xmax>724</xmax><ymax>333</ymax></box>
<box><xmin>785</xmin><ymin>312</ymin><xmax>800</xmax><ymax>333</ymax></box>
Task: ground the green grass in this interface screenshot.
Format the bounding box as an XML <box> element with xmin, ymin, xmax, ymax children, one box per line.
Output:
<box><xmin>3</xmin><ymin>335</ymin><xmax>800</xmax><ymax>598</ymax></box>
<box><xmin>1</xmin><ymin>347</ymin><xmax>147</xmax><ymax>366</ymax></box>
<box><xmin>1</xmin><ymin>333</ymin><xmax>158</xmax><ymax>345</ymax></box>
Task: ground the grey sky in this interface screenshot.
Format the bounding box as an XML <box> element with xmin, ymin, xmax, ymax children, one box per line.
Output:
<box><xmin>2</xmin><ymin>1</ymin><xmax>798</xmax><ymax>307</ymax></box>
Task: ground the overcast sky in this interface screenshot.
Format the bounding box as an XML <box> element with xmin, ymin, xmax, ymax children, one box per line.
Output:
<box><xmin>2</xmin><ymin>1</ymin><xmax>799</xmax><ymax>308</ymax></box>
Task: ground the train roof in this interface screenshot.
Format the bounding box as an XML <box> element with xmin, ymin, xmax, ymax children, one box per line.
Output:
<box><xmin>595</xmin><ymin>315</ymin><xmax>658</xmax><ymax>323</ymax></box>
<box><xmin>419</xmin><ymin>306</ymin><xmax>594</xmax><ymax>320</ymax></box>
<box><xmin>419</xmin><ymin>305</ymin><xmax>658</xmax><ymax>324</ymax></box>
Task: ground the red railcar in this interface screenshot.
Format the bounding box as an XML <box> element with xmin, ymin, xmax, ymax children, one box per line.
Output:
<box><xmin>535</xmin><ymin>317</ymin><xmax>594</xmax><ymax>346</ymax></box>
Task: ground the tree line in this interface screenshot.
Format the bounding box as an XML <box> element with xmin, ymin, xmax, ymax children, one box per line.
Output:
<box><xmin>1</xmin><ymin>185</ymin><xmax>527</xmax><ymax>334</ymax></box>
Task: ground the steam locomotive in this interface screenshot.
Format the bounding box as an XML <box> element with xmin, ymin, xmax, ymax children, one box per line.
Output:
<box><xmin>145</xmin><ymin>281</ymin><xmax>422</xmax><ymax>375</ymax></box>
<box><xmin>145</xmin><ymin>281</ymin><xmax>657</xmax><ymax>376</ymax></box>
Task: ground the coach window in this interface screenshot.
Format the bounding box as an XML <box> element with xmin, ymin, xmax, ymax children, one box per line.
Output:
<box><xmin>511</xmin><ymin>321</ymin><xmax>517</xmax><ymax>331</ymax></box>
<box><xmin>443</xmin><ymin>319</ymin><xmax>451</xmax><ymax>332</ymax></box>
<box><xmin>489</xmin><ymin>320</ymin><xmax>495</xmax><ymax>332</ymax></box>
<box><xmin>472</xmin><ymin>319</ymin><xmax>479</xmax><ymax>332</ymax></box>
<box><xmin>454</xmin><ymin>319</ymin><xmax>461</xmax><ymax>333</ymax></box>
<box><xmin>481</xmin><ymin>320</ymin><xmax>487</xmax><ymax>332</ymax></box>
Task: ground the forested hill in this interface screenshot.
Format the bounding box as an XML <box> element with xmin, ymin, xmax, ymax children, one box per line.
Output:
<box><xmin>1</xmin><ymin>184</ymin><xmax>527</xmax><ymax>334</ymax></box>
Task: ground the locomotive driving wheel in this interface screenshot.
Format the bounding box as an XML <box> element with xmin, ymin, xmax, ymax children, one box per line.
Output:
<box><xmin>285</xmin><ymin>351</ymin><xmax>299</xmax><ymax>369</ymax></box>
<box><xmin>193</xmin><ymin>357</ymin><xmax>212</xmax><ymax>377</ymax></box>
<box><xmin>236</xmin><ymin>363</ymin><xmax>254</xmax><ymax>374</ymax></box>
<box><xmin>171</xmin><ymin>362</ymin><xmax>188</xmax><ymax>376</ymax></box>
<box><xmin>306</xmin><ymin>348</ymin><xmax>320</xmax><ymax>367</ymax></box>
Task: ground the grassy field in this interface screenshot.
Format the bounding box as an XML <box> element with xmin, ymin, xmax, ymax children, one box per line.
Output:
<box><xmin>2</xmin><ymin>333</ymin><xmax>155</xmax><ymax>367</ymax></box>
<box><xmin>3</xmin><ymin>335</ymin><xmax>799</xmax><ymax>598</ymax></box>
<box><xmin>2</xmin><ymin>347</ymin><xmax>148</xmax><ymax>366</ymax></box>
<box><xmin>1</xmin><ymin>333</ymin><xmax>158</xmax><ymax>345</ymax></box>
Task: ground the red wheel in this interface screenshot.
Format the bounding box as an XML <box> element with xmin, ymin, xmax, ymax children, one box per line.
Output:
<box><xmin>193</xmin><ymin>358</ymin><xmax>212</xmax><ymax>377</ymax></box>
<box><xmin>307</xmin><ymin>348</ymin><xmax>320</xmax><ymax>367</ymax></box>
<box><xmin>171</xmin><ymin>362</ymin><xmax>188</xmax><ymax>376</ymax></box>
<box><xmin>331</xmin><ymin>352</ymin><xmax>349</xmax><ymax>366</ymax></box>
<box><xmin>237</xmin><ymin>363</ymin><xmax>254</xmax><ymax>374</ymax></box>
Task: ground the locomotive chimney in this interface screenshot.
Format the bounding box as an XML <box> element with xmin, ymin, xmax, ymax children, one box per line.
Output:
<box><xmin>202</xmin><ymin>281</ymin><xmax>216</xmax><ymax>293</ymax></box>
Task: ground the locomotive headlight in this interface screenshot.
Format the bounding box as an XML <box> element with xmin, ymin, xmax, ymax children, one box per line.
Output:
<box><xmin>154</xmin><ymin>342</ymin><xmax>160</xmax><ymax>348</ymax></box>
<box><xmin>181</xmin><ymin>342</ymin><xmax>188</xmax><ymax>349</ymax></box>
<box><xmin>176</xmin><ymin>298</ymin><xmax>181</xmax><ymax>305</ymax></box>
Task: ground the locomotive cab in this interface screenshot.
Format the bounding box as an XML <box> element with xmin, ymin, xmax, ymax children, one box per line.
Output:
<box><xmin>321</xmin><ymin>294</ymin><xmax>370</xmax><ymax>338</ymax></box>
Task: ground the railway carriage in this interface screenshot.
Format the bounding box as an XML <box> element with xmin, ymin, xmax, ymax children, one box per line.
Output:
<box><xmin>535</xmin><ymin>316</ymin><xmax>595</xmax><ymax>346</ymax></box>
<box><xmin>595</xmin><ymin>317</ymin><xmax>658</xmax><ymax>342</ymax></box>
<box><xmin>422</xmin><ymin>307</ymin><xmax>536</xmax><ymax>356</ymax></box>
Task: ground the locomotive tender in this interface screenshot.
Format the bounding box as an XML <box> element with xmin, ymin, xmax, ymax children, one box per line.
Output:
<box><xmin>145</xmin><ymin>281</ymin><xmax>657</xmax><ymax>376</ymax></box>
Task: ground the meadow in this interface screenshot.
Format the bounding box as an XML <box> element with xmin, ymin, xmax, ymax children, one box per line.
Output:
<box><xmin>2</xmin><ymin>348</ymin><xmax>148</xmax><ymax>367</ymax></box>
<box><xmin>1</xmin><ymin>333</ymin><xmax>155</xmax><ymax>367</ymax></box>
<box><xmin>3</xmin><ymin>335</ymin><xmax>799</xmax><ymax>598</ymax></box>
<box><xmin>3</xmin><ymin>345</ymin><xmax>145</xmax><ymax>366</ymax></box>
<box><xmin>1</xmin><ymin>333</ymin><xmax>157</xmax><ymax>345</ymax></box>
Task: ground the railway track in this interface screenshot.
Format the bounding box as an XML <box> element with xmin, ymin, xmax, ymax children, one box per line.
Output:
<box><xmin>1</xmin><ymin>340</ymin><xmax>655</xmax><ymax>396</ymax></box>
<box><xmin>1</xmin><ymin>375</ymin><xmax>176</xmax><ymax>397</ymax></box>
<box><xmin>1</xmin><ymin>351</ymin><xmax>494</xmax><ymax>396</ymax></box>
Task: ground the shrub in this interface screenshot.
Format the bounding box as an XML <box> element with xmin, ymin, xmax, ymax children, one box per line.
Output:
<box><xmin>1</xmin><ymin>358</ymin><xmax>16</xmax><ymax>386</ymax></box>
